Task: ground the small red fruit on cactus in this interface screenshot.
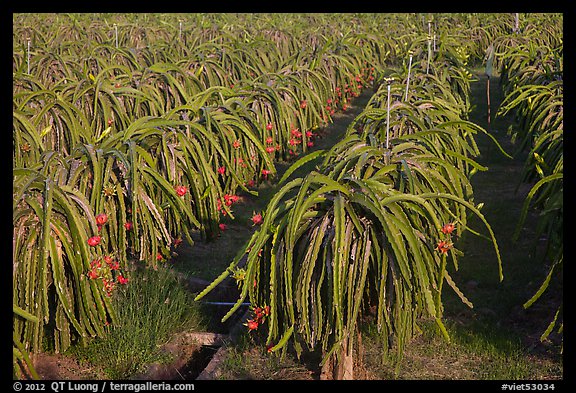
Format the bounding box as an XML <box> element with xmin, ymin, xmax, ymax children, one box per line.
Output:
<box><xmin>261</xmin><ymin>169</ymin><xmax>272</xmax><ymax>179</ymax></box>
<box><xmin>251</xmin><ymin>212</ymin><xmax>263</xmax><ymax>226</ymax></box>
<box><xmin>436</xmin><ymin>240</ymin><xmax>452</xmax><ymax>254</ymax></box>
<box><xmin>441</xmin><ymin>223</ymin><xmax>456</xmax><ymax>235</ymax></box>
<box><xmin>175</xmin><ymin>185</ymin><xmax>187</xmax><ymax>197</ymax></box>
<box><xmin>246</xmin><ymin>319</ymin><xmax>259</xmax><ymax>331</ymax></box>
<box><xmin>87</xmin><ymin>236</ymin><xmax>101</xmax><ymax>247</ymax></box>
<box><xmin>95</xmin><ymin>213</ymin><xmax>108</xmax><ymax>226</ymax></box>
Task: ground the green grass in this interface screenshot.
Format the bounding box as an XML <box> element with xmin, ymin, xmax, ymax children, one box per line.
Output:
<box><xmin>67</xmin><ymin>265</ymin><xmax>207</xmax><ymax>379</ymax></box>
<box><xmin>361</xmin><ymin>319</ymin><xmax>562</xmax><ymax>380</ymax></box>
<box><xmin>214</xmin><ymin>331</ymin><xmax>315</xmax><ymax>380</ymax></box>
<box><xmin>444</xmin><ymin>71</ymin><xmax>562</xmax><ymax>338</ymax></box>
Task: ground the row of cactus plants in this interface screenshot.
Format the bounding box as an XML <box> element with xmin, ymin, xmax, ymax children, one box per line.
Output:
<box><xmin>495</xmin><ymin>19</ymin><xmax>563</xmax><ymax>348</ymax></box>
<box><xmin>194</xmin><ymin>27</ymin><xmax>511</xmax><ymax>379</ymax></box>
<box><xmin>12</xmin><ymin>13</ymin><xmax>385</xmax><ymax>378</ymax></box>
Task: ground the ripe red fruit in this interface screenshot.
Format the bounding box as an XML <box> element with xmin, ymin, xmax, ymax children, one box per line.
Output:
<box><xmin>253</xmin><ymin>305</ymin><xmax>270</xmax><ymax>321</ymax></box>
<box><xmin>95</xmin><ymin>213</ymin><xmax>108</xmax><ymax>226</ymax></box>
<box><xmin>436</xmin><ymin>240</ymin><xmax>452</xmax><ymax>254</ymax></box>
<box><xmin>90</xmin><ymin>259</ymin><xmax>102</xmax><ymax>269</ymax></box>
<box><xmin>124</xmin><ymin>221</ymin><xmax>133</xmax><ymax>230</ymax></box>
<box><xmin>441</xmin><ymin>223</ymin><xmax>456</xmax><ymax>235</ymax></box>
<box><xmin>266</xmin><ymin>123</ymin><xmax>273</xmax><ymax>131</ymax></box>
<box><xmin>219</xmin><ymin>223</ymin><xmax>227</xmax><ymax>231</ymax></box>
<box><xmin>218</xmin><ymin>166</ymin><xmax>226</xmax><ymax>175</ymax></box>
<box><xmin>223</xmin><ymin>194</ymin><xmax>239</xmax><ymax>206</ymax></box>
<box><xmin>291</xmin><ymin>128</ymin><xmax>302</xmax><ymax>138</ymax></box>
<box><xmin>175</xmin><ymin>185</ymin><xmax>187</xmax><ymax>197</ymax></box>
<box><xmin>246</xmin><ymin>319</ymin><xmax>259</xmax><ymax>331</ymax></box>
<box><xmin>251</xmin><ymin>212</ymin><xmax>263</xmax><ymax>226</ymax></box>
<box><xmin>117</xmin><ymin>275</ymin><xmax>129</xmax><ymax>285</ymax></box>
<box><xmin>102</xmin><ymin>278</ymin><xmax>115</xmax><ymax>296</ymax></box>
<box><xmin>87</xmin><ymin>236</ymin><xmax>101</xmax><ymax>247</ymax></box>
<box><xmin>156</xmin><ymin>253</ymin><xmax>163</xmax><ymax>261</ymax></box>
<box><xmin>300</xmin><ymin>100</ymin><xmax>307</xmax><ymax>109</ymax></box>
<box><xmin>265</xmin><ymin>136</ymin><xmax>274</xmax><ymax>144</ymax></box>
<box><xmin>233</xmin><ymin>140</ymin><xmax>241</xmax><ymax>149</ymax></box>
<box><xmin>261</xmin><ymin>169</ymin><xmax>271</xmax><ymax>179</ymax></box>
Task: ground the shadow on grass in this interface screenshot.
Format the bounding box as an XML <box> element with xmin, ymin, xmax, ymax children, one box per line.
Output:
<box><xmin>430</xmin><ymin>72</ymin><xmax>562</xmax><ymax>375</ymax></box>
